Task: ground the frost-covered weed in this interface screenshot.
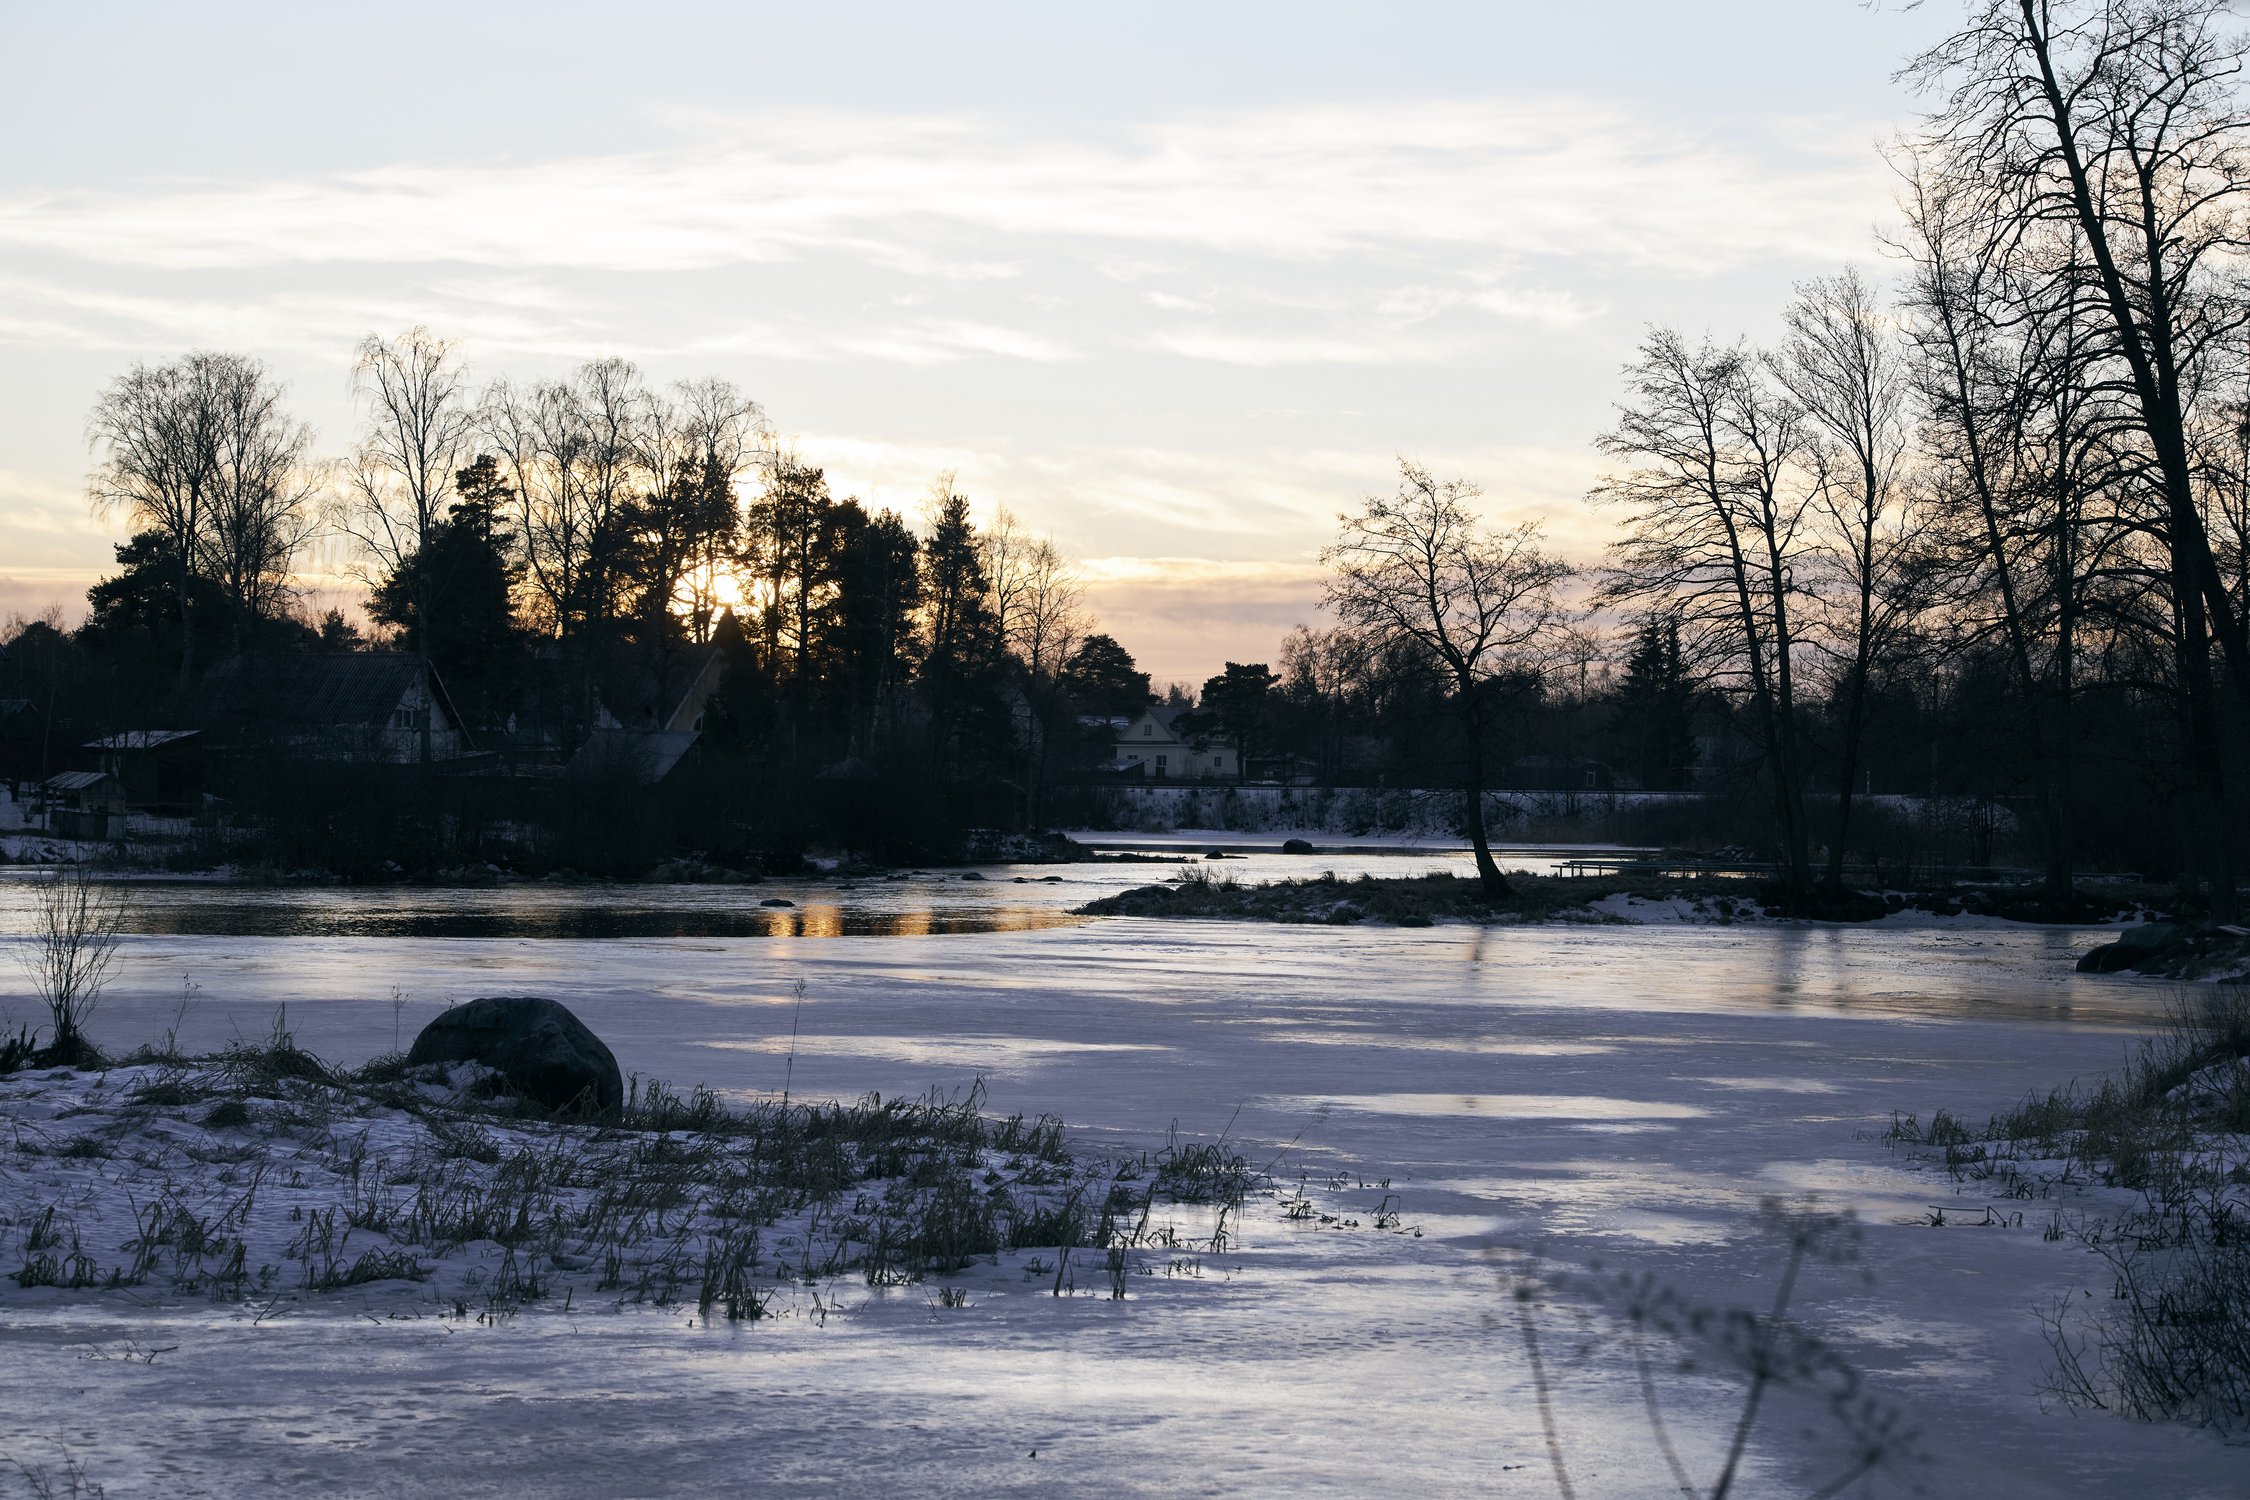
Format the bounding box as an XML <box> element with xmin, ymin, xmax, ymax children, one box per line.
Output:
<box><xmin>0</xmin><ymin>1048</ymin><xmax>1275</xmax><ymax>1321</ymax></box>
<box><xmin>1890</xmin><ymin>989</ymin><xmax>2250</xmax><ymax>1431</ymax></box>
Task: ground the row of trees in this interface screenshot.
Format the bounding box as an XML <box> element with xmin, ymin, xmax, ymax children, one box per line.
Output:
<box><xmin>55</xmin><ymin>329</ymin><xmax>1179</xmax><ymax>858</ymax></box>
<box><xmin>1248</xmin><ymin>1</ymin><xmax>2248</xmax><ymax>912</ymax></box>
<box><xmin>38</xmin><ymin>1</ymin><xmax>2249</xmax><ymax>901</ymax></box>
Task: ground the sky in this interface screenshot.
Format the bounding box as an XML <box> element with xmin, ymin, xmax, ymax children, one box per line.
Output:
<box><xmin>0</xmin><ymin>1</ymin><xmax>1956</xmax><ymax>687</ymax></box>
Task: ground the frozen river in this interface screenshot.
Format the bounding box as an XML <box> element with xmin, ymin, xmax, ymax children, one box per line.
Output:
<box><xmin>0</xmin><ymin>859</ymin><xmax>2232</xmax><ymax>1496</ymax></box>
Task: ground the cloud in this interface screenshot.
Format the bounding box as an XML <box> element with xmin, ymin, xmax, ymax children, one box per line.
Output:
<box><xmin>0</xmin><ymin>100</ymin><xmax>1885</xmax><ymax>279</ymax></box>
<box><xmin>1078</xmin><ymin>558</ymin><xmax>1331</xmax><ymax>686</ymax></box>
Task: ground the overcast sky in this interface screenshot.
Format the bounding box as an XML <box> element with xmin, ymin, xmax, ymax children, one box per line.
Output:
<box><xmin>0</xmin><ymin>1</ymin><xmax>1954</xmax><ymax>685</ymax></box>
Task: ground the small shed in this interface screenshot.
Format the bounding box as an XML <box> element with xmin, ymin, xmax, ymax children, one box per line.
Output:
<box><xmin>41</xmin><ymin>770</ymin><xmax>127</xmax><ymax>840</ymax></box>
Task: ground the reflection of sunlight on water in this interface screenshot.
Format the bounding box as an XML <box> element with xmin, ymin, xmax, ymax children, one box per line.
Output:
<box><xmin>0</xmin><ymin>886</ymin><xmax>1083</xmax><ymax>940</ymax></box>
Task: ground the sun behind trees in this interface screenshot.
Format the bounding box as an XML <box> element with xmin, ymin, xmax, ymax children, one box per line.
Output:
<box><xmin>29</xmin><ymin>0</ymin><xmax>2250</xmax><ymax>904</ymax></box>
<box><xmin>41</xmin><ymin>328</ymin><xmax>1159</xmax><ymax>871</ymax></box>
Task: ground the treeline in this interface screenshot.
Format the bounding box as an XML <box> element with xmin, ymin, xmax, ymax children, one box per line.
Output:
<box><xmin>1075</xmin><ymin>1</ymin><xmax>2250</xmax><ymax>912</ymax></box>
<box><xmin>5</xmin><ymin>332</ymin><xmax>1162</xmax><ymax>867</ymax></box>
<box><xmin>8</xmin><ymin>1</ymin><xmax>2249</xmax><ymax>901</ymax></box>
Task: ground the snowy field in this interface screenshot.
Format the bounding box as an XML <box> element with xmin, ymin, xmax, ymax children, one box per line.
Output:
<box><xmin>0</xmin><ymin>869</ymin><xmax>2238</xmax><ymax>1496</ymax></box>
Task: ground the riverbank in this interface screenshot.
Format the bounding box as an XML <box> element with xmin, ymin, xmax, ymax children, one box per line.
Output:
<box><xmin>1073</xmin><ymin>867</ymin><xmax>2176</xmax><ymax>930</ymax></box>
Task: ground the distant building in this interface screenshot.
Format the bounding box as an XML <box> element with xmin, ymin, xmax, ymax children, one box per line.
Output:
<box><xmin>576</xmin><ymin>636</ymin><xmax>734</xmax><ymax>786</ymax></box>
<box><xmin>83</xmin><ymin>729</ymin><xmax>203</xmax><ymax>809</ymax></box>
<box><xmin>204</xmin><ymin>654</ymin><xmax>471</xmax><ymax>763</ymax></box>
<box><xmin>594</xmin><ymin>644</ymin><xmax>727</xmax><ymax>735</ymax></box>
<box><xmin>1112</xmin><ymin>706</ymin><xmax>1236</xmax><ymax>781</ymax></box>
<box><xmin>40</xmin><ymin>770</ymin><xmax>127</xmax><ymax>840</ymax></box>
<box><xmin>566</xmin><ymin>728</ymin><xmax>703</xmax><ymax>788</ymax></box>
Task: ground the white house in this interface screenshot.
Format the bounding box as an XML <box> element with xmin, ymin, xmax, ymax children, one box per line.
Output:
<box><xmin>1112</xmin><ymin>706</ymin><xmax>1235</xmax><ymax>781</ymax></box>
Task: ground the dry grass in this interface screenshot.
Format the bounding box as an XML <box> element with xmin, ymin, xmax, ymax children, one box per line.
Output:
<box><xmin>0</xmin><ymin>1033</ymin><xmax>1267</xmax><ymax>1322</ymax></box>
<box><xmin>1888</xmin><ymin>989</ymin><xmax>2250</xmax><ymax>1431</ymax></box>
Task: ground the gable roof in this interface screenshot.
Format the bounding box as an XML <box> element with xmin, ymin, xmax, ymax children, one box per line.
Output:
<box><xmin>567</xmin><ymin>728</ymin><xmax>700</xmax><ymax>784</ymax></box>
<box><xmin>42</xmin><ymin>770</ymin><xmax>115</xmax><ymax>793</ymax></box>
<box><xmin>204</xmin><ymin>654</ymin><xmax>464</xmax><ymax>736</ymax></box>
<box><xmin>596</xmin><ymin>645</ymin><xmax>726</xmax><ymax>733</ymax></box>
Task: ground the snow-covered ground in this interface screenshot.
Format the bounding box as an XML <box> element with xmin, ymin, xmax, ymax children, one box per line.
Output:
<box><xmin>0</xmin><ymin>877</ymin><xmax>2237</xmax><ymax>1496</ymax></box>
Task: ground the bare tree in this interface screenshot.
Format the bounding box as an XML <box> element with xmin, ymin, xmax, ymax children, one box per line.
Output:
<box><xmin>14</xmin><ymin>865</ymin><xmax>126</xmax><ymax>1061</ymax></box>
<box><xmin>204</xmin><ymin>357</ymin><xmax>318</xmax><ymax>651</ymax></box>
<box><xmin>1001</xmin><ymin>531</ymin><xmax>1090</xmax><ymax>824</ymax></box>
<box><xmin>1594</xmin><ymin>329</ymin><xmax>1818</xmax><ymax>896</ymax></box>
<box><xmin>88</xmin><ymin>351</ymin><xmax>319</xmax><ymax>683</ymax></box>
<box><xmin>1905</xmin><ymin>0</ymin><xmax>2250</xmax><ymax>915</ymax></box>
<box><xmin>980</xmin><ymin>504</ymin><xmax>1031</xmax><ymax>646</ymax></box>
<box><xmin>484</xmin><ymin>374</ymin><xmax>587</xmax><ymax>643</ymax></box>
<box><xmin>1896</xmin><ymin>160</ymin><xmax>2124</xmax><ymax>902</ymax></box>
<box><xmin>88</xmin><ymin>354</ymin><xmax>229</xmax><ymax>689</ymax></box>
<box><xmin>1278</xmin><ymin>624</ymin><xmax>1378</xmax><ymax>784</ymax></box>
<box><xmin>336</xmin><ymin>328</ymin><xmax>475</xmax><ymax>764</ymax></box>
<box><xmin>1324</xmin><ymin>460</ymin><xmax>1572</xmax><ymax>897</ymax></box>
<box><xmin>569</xmin><ymin>356</ymin><xmax>650</xmax><ymax>646</ymax></box>
<box><xmin>635</xmin><ymin>378</ymin><xmax>768</xmax><ymax>644</ymax></box>
<box><xmin>1776</xmin><ymin>269</ymin><xmax>1928</xmax><ymax>887</ymax></box>
<box><xmin>484</xmin><ymin>358</ymin><xmax>655</xmax><ymax>654</ymax></box>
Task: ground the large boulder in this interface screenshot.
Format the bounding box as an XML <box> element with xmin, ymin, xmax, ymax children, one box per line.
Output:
<box><xmin>1281</xmin><ymin>838</ymin><xmax>1316</xmax><ymax>855</ymax></box>
<box><xmin>407</xmin><ymin>997</ymin><xmax>622</xmax><ymax>1113</ymax></box>
<box><xmin>2076</xmin><ymin>921</ymin><xmax>2180</xmax><ymax>974</ymax></box>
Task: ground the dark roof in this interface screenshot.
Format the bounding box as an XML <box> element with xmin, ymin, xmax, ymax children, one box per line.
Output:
<box><xmin>84</xmin><ymin>730</ymin><xmax>200</xmax><ymax>751</ymax></box>
<box><xmin>42</xmin><ymin>770</ymin><xmax>115</xmax><ymax>792</ymax></box>
<box><xmin>204</xmin><ymin>654</ymin><xmax>462</xmax><ymax>734</ymax></box>
<box><xmin>596</xmin><ymin>645</ymin><xmax>723</xmax><ymax>731</ymax></box>
<box><xmin>567</xmin><ymin>729</ymin><xmax>700</xmax><ymax>784</ymax></box>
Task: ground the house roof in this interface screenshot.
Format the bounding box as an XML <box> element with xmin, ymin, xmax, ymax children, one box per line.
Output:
<box><xmin>204</xmin><ymin>654</ymin><xmax>464</xmax><ymax>736</ymax></box>
<box><xmin>84</xmin><ymin>729</ymin><xmax>200</xmax><ymax>752</ymax></box>
<box><xmin>596</xmin><ymin>646</ymin><xmax>725</xmax><ymax>732</ymax></box>
<box><xmin>42</xmin><ymin>770</ymin><xmax>115</xmax><ymax>792</ymax></box>
<box><xmin>1118</xmin><ymin>705</ymin><xmax>1190</xmax><ymax>736</ymax></box>
<box><xmin>567</xmin><ymin>728</ymin><xmax>701</xmax><ymax>784</ymax></box>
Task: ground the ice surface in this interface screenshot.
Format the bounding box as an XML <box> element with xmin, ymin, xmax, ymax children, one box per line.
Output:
<box><xmin>0</xmin><ymin>875</ymin><xmax>2236</xmax><ymax>1496</ymax></box>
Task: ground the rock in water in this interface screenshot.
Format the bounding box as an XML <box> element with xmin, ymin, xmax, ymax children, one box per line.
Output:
<box><xmin>1281</xmin><ymin>838</ymin><xmax>1316</xmax><ymax>855</ymax></box>
<box><xmin>407</xmin><ymin>997</ymin><xmax>623</xmax><ymax>1112</ymax></box>
<box><xmin>2075</xmin><ymin>921</ymin><xmax>2180</xmax><ymax>974</ymax></box>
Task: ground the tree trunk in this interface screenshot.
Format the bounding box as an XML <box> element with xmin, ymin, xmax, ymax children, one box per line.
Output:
<box><xmin>1460</xmin><ymin>700</ymin><xmax>1511</xmax><ymax>899</ymax></box>
<box><xmin>2178</xmin><ymin>590</ymin><xmax>2238</xmax><ymax>921</ymax></box>
<box><xmin>2046</xmin><ymin>568</ymin><xmax>2079</xmax><ymax>909</ymax></box>
<box><xmin>1825</xmin><ymin>660</ymin><xmax>1871</xmax><ymax>891</ymax></box>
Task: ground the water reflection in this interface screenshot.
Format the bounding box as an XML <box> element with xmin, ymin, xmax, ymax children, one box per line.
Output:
<box><xmin>97</xmin><ymin>899</ymin><xmax>1078</xmax><ymax>940</ymax></box>
<box><xmin>0</xmin><ymin>846</ymin><xmax>1496</xmax><ymax>941</ymax></box>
